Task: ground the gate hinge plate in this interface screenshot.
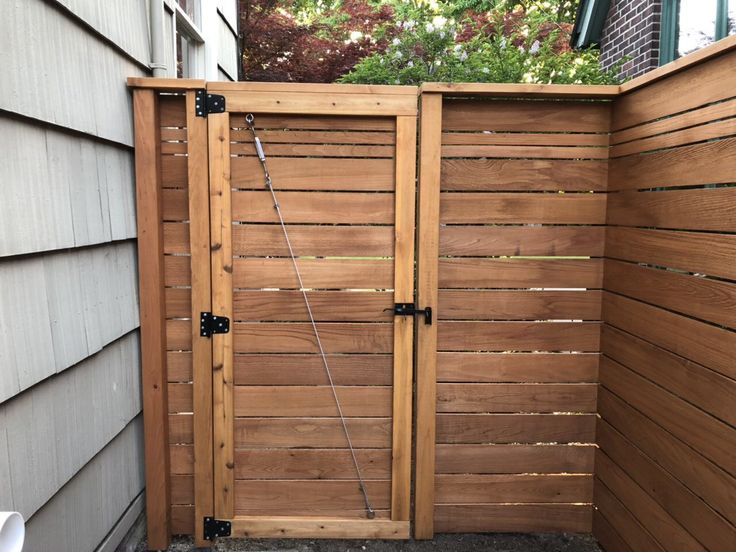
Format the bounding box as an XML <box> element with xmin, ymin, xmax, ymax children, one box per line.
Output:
<box><xmin>394</xmin><ymin>303</ymin><xmax>432</xmax><ymax>325</ymax></box>
<box><xmin>195</xmin><ymin>90</ymin><xmax>226</xmax><ymax>117</ymax></box>
<box><xmin>200</xmin><ymin>312</ymin><xmax>230</xmax><ymax>337</ymax></box>
<box><xmin>203</xmin><ymin>517</ymin><xmax>231</xmax><ymax>540</ymax></box>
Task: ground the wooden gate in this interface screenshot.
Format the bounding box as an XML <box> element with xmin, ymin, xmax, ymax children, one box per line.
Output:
<box><xmin>192</xmin><ymin>83</ymin><xmax>417</xmax><ymax>543</ymax></box>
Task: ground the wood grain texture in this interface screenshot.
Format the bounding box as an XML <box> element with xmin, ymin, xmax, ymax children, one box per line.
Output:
<box><xmin>233</xmin><ymin>323</ymin><xmax>393</xmax><ymax>353</ymax></box>
<box><xmin>441</xmin><ymin>159</ymin><xmax>607</xmax><ymax>191</ymax></box>
<box><xmin>439</xmin><ymin>259</ymin><xmax>604</xmax><ymax>288</ymax></box>
<box><xmin>594</xmin><ymin>480</ymin><xmax>663</xmax><ymax>552</ymax></box>
<box><xmin>436</xmin><ymin>383</ymin><xmax>598</xmax><ymax>413</ymax></box>
<box><xmin>434</xmin><ymin>504</ymin><xmax>593</xmax><ymax>533</ymax></box>
<box><xmin>232</xmin><ymin>291</ymin><xmax>393</xmax><ymax>322</ymax></box>
<box><xmin>233</xmin><ymin>418</ymin><xmax>392</xmax><ymax>448</ymax></box>
<box><xmin>230</xmin><ymin>517</ymin><xmax>409</xmax><ymax>539</ymax></box>
<box><xmin>233</xmin><ymin>449</ymin><xmax>391</xmax><ymax>479</ymax></box>
<box><xmin>132</xmin><ymin>89</ymin><xmax>170</xmax><ymax>550</ymax></box>
<box><xmin>437</xmin><ymin>290</ymin><xmax>602</xmax><ymax>320</ymax></box>
<box><xmin>436</xmin><ymin>353</ymin><xmax>599</xmax><ymax>383</ymax></box>
<box><xmin>232</xmin><ymin>386</ymin><xmax>392</xmax><ymax>417</ymax></box>
<box><xmin>435</xmin><ymin>474</ymin><xmax>593</xmax><ymax>503</ymax></box>
<box><xmin>440</xmin><ymin>193</ymin><xmax>606</xmax><ymax>224</ymax></box>
<box><xmin>439</xmin><ymin>226</ymin><xmax>605</xmax><ymax>257</ymax></box>
<box><xmin>232</xmin><ymin>258</ymin><xmax>393</xmax><ymax>289</ymax></box>
<box><xmin>435</xmin><ymin>444</ymin><xmax>595</xmax><ymax>474</ymax></box>
<box><xmin>436</xmin><ymin>414</ymin><xmax>596</xmax><ymax>444</ymax></box>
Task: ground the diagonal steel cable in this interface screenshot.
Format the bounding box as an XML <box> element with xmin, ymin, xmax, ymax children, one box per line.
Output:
<box><xmin>244</xmin><ymin>113</ymin><xmax>375</xmax><ymax>519</ymax></box>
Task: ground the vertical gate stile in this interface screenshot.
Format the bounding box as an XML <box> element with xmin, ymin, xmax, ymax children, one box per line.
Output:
<box><xmin>208</xmin><ymin>110</ymin><xmax>235</xmax><ymax>520</ymax></box>
<box><xmin>414</xmin><ymin>92</ymin><xmax>443</xmax><ymax>539</ymax></box>
<box><xmin>186</xmin><ymin>90</ymin><xmax>215</xmax><ymax>547</ymax></box>
<box><xmin>390</xmin><ymin>114</ymin><xmax>417</xmax><ymax>522</ymax></box>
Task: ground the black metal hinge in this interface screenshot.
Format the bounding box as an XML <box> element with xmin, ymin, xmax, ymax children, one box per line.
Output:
<box><xmin>195</xmin><ymin>90</ymin><xmax>226</xmax><ymax>117</ymax></box>
<box><xmin>203</xmin><ymin>517</ymin><xmax>231</xmax><ymax>540</ymax></box>
<box><xmin>393</xmin><ymin>303</ymin><xmax>432</xmax><ymax>325</ymax></box>
<box><xmin>200</xmin><ymin>312</ymin><xmax>230</xmax><ymax>337</ymax></box>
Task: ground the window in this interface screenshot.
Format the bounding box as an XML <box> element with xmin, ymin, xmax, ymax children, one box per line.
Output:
<box><xmin>661</xmin><ymin>0</ymin><xmax>735</xmax><ymax>64</ymax></box>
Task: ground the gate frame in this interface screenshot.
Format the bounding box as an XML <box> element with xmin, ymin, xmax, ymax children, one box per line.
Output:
<box><xmin>204</xmin><ymin>82</ymin><xmax>418</xmax><ymax>541</ymax></box>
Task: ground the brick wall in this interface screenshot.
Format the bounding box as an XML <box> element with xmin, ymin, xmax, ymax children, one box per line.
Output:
<box><xmin>600</xmin><ymin>0</ymin><xmax>662</xmax><ymax>80</ymax></box>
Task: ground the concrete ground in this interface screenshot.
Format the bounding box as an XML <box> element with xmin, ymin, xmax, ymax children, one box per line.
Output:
<box><xmin>135</xmin><ymin>533</ymin><xmax>602</xmax><ymax>552</ymax></box>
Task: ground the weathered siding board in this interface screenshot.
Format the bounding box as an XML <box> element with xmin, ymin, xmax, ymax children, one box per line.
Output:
<box><xmin>0</xmin><ymin>332</ymin><xmax>141</xmax><ymax>519</ymax></box>
<box><xmin>0</xmin><ymin>117</ymin><xmax>136</xmax><ymax>257</ymax></box>
<box><xmin>22</xmin><ymin>417</ymin><xmax>145</xmax><ymax>552</ymax></box>
<box><xmin>50</xmin><ymin>0</ymin><xmax>151</xmax><ymax>67</ymax></box>
<box><xmin>0</xmin><ymin>0</ymin><xmax>147</xmax><ymax>146</ymax></box>
<box><xmin>0</xmin><ymin>242</ymin><xmax>139</xmax><ymax>403</ymax></box>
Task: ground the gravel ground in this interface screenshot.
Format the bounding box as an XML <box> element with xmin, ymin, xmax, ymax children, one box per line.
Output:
<box><xmin>135</xmin><ymin>533</ymin><xmax>601</xmax><ymax>552</ymax></box>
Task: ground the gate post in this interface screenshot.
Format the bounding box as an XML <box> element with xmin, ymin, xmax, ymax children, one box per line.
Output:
<box><xmin>414</xmin><ymin>92</ymin><xmax>443</xmax><ymax>539</ymax></box>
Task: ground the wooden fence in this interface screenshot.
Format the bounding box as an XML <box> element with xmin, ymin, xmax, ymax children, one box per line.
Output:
<box><xmin>128</xmin><ymin>36</ymin><xmax>736</xmax><ymax>552</ymax></box>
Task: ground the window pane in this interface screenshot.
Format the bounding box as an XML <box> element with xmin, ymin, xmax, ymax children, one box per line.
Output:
<box><xmin>678</xmin><ymin>0</ymin><xmax>717</xmax><ymax>56</ymax></box>
<box><xmin>176</xmin><ymin>0</ymin><xmax>199</xmax><ymax>25</ymax></box>
<box><xmin>729</xmin><ymin>1</ymin><xmax>736</xmax><ymax>35</ymax></box>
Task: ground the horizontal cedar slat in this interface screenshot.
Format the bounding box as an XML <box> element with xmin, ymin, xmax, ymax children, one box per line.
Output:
<box><xmin>167</xmin><ymin>352</ymin><xmax>192</xmax><ymax>382</ymax></box>
<box><xmin>233</xmin><ymin>322</ymin><xmax>393</xmax><ymax>353</ymax></box>
<box><xmin>438</xmin><ymin>290</ymin><xmax>602</xmax><ymax>320</ymax></box>
<box><xmin>233</xmin><ymin>449</ymin><xmax>391</xmax><ymax>479</ymax></box>
<box><xmin>164</xmin><ymin>256</ymin><xmax>191</xmax><ymax>286</ymax></box>
<box><xmin>442</xmin><ymin>100</ymin><xmax>610</xmax><ymax>132</ymax></box>
<box><xmin>611</xmin><ymin>97</ymin><xmax>736</xmax><ymax>144</ymax></box>
<box><xmin>168</xmin><ymin>383</ymin><xmax>192</xmax><ymax>413</ymax></box>
<box><xmin>234</xmin><ymin>479</ymin><xmax>391</xmax><ymax>513</ymax></box>
<box><xmin>441</xmin><ymin>144</ymin><xmax>608</xmax><ymax>159</ymax></box>
<box><xmin>435</xmin><ymin>474</ymin><xmax>593</xmax><ymax>504</ymax></box>
<box><xmin>233</xmin><ymin>354</ymin><xmax>392</xmax><ymax>386</ymax></box>
<box><xmin>440</xmin><ymin>193</ymin><xmax>606</xmax><ymax>224</ymax></box>
<box><xmin>171</xmin><ymin>474</ymin><xmax>194</xmax><ymax>504</ymax></box>
<box><xmin>233</xmin><ymin>291</ymin><xmax>393</xmax><ymax>321</ymax></box>
<box><xmin>438</xmin><ymin>321</ymin><xmax>601</xmax><ymax>352</ymax></box>
<box><xmin>170</xmin><ymin>444</ymin><xmax>193</xmax><ymax>474</ymax></box>
<box><xmin>610</xmin><ymin>117</ymin><xmax>736</xmax><ymax>157</ymax></box>
<box><xmin>162</xmin><ymin>189</ymin><xmax>188</xmax><ymax>221</ymax></box>
<box><xmin>165</xmin><ymin>288</ymin><xmax>191</xmax><ymax>318</ymax></box>
<box><xmin>608</xmin><ymin>136</ymin><xmax>736</xmax><ymax>191</ymax></box>
<box><xmin>613</xmin><ymin>50</ymin><xmax>736</xmax><ymax>131</ymax></box>
<box><xmin>169</xmin><ymin>414</ymin><xmax>192</xmax><ymax>444</ymax></box>
<box><xmin>234</xmin><ymin>417</ymin><xmax>391</xmax><ymax>448</ymax></box>
<box><xmin>602</xmin><ymin>293</ymin><xmax>736</xmax><ymax>378</ymax></box>
<box><xmin>232</xmin><ymin>225</ymin><xmax>393</xmax><ymax>257</ymax></box>
<box><xmin>598</xmin><ymin>388</ymin><xmax>736</xmax><ymax>525</ymax></box>
<box><xmin>230</xmin><ymin>128</ymin><xmax>395</xmax><ymax>144</ymax></box>
<box><xmin>232</xmin><ymin>258</ymin><xmax>393</xmax><ymax>289</ymax></box>
<box><xmin>436</xmin><ymin>413</ymin><xmax>597</xmax><ymax>444</ymax></box>
<box><xmin>230</xmin><ymin>142</ymin><xmax>395</xmax><ymax>157</ymax></box>
<box><xmin>161</xmin><ymin>156</ymin><xmax>187</xmax><ymax>188</ymax></box>
<box><xmin>442</xmin><ymin>131</ymin><xmax>609</xmax><ymax>147</ymax></box>
<box><xmin>231</xmin><ymin>191</ymin><xmax>394</xmax><ymax>224</ymax></box>
<box><xmin>595</xmin><ymin>451</ymin><xmax>706</xmax><ymax>551</ymax></box>
<box><xmin>599</xmin><ymin>356</ymin><xmax>736</xmax><ymax>473</ymax></box>
<box><xmin>441</xmin><ymin>159</ymin><xmax>608</xmax><ymax>191</ymax></box>
<box><xmin>440</xmin><ymin>226</ymin><xmax>605</xmax><ymax>257</ymax></box>
<box><xmin>437</xmin><ymin>352</ymin><xmax>599</xmax><ymax>383</ymax></box>
<box><xmin>436</xmin><ymin>383</ymin><xmax>598</xmax><ymax>413</ymax></box>
<box><xmin>434</xmin><ymin>504</ymin><xmax>593</xmax><ymax>533</ymax></box>
<box><xmin>597</xmin><ymin>421</ymin><xmax>736</xmax><ymax>552</ymax></box>
<box><xmin>171</xmin><ymin>505</ymin><xmax>194</xmax><ymax>534</ymax></box>
<box><xmin>233</xmin><ymin>386</ymin><xmax>392</xmax><ymax>417</ymax></box>
<box><xmin>239</xmin><ymin>114</ymin><xmax>395</xmax><ymax>131</ymax></box>
<box><xmin>435</xmin><ymin>444</ymin><xmax>595</xmax><ymax>474</ymax></box>
<box><xmin>603</xmin><ymin>259</ymin><xmax>736</xmax><ymax>328</ymax></box>
<box><xmin>606</xmin><ymin>227</ymin><xmax>736</xmax><ymax>280</ymax></box>
<box><xmin>602</xmin><ymin>325</ymin><xmax>736</xmax><ymax>425</ymax></box>
<box><xmin>161</xmin><ymin>127</ymin><xmax>187</xmax><ymax>141</ymax></box>
<box><xmin>594</xmin><ymin>480</ymin><xmax>664</xmax><ymax>552</ymax></box>
<box><xmin>163</xmin><ymin>222</ymin><xmax>189</xmax><ymax>254</ymax></box>
<box><xmin>439</xmin><ymin>259</ymin><xmax>603</xmax><ymax>288</ymax></box>
<box><xmin>166</xmin><ymin>319</ymin><xmax>191</xmax><ymax>351</ymax></box>
<box><xmin>159</xmin><ymin>96</ymin><xmax>186</xmax><ymax>127</ymax></box>
<box><xmin>231</xmin><ymin>157</ymin><xmax>395</xmax><ymax>190</ymax></box>
<box><xmin>606</xmin><ymin>187</ymin><xmax>736</xmax><ymax>231</ymax></box>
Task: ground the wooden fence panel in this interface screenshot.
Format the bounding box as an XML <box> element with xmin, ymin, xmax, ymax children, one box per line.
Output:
<box><xmin>416</xmin><ymin>95</ymin><xmax>610</xmax><ymax>537</ymax></box>
<box><xmin>596</xmin><ymin>46</ymin><xmax>736</xmax><ymax>552</ymax></box>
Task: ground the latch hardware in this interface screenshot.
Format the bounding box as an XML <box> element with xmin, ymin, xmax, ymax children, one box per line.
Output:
<box><xmin>393</xmin><ymin>303</ymin><xmax>432</xmax><ymax>325</ymax></box>
<box><xmin>203</xmin><ymin>517</ymin><xmax>231</xmax><ymax>540</ymax></box>
<box><xmin>195</xmin><ymin>90</ymin><xmax>226</xmax><ymax>117</ymax></box>
<box><xmin>200</xmin><ymin>312</ymin><xmax>230</xmax><ymax>337</ymax></box>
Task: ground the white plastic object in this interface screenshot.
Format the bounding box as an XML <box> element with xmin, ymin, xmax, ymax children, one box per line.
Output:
<box><xmin>0</xmin><ymin>512</ymin><xmax>24</xmax><ymax>552</ymax></box>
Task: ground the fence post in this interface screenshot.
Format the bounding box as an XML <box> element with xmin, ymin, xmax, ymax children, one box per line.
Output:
<box><xmin>414</xmin><ymin>91</ymin><xmax>442</xmax><ymax>539</ymax></box>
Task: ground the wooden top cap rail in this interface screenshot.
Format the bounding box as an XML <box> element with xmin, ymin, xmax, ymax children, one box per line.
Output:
<box><xmin>420</xmin><ymin>82</ymin><xmax>619</xmax><ymax>98</ymax></box>
<box><xmin>127</xmin><ymin>77</ymin><xmax>206</xmax><ymax>90</ymax></box>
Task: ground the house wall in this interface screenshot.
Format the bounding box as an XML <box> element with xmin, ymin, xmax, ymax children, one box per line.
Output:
<box><xmin>0</xmin><ymin>1</ymin><xmax>236</xmax><ymax>551</ymax></box>
<box><xmin>600</xmin><ymin>0</ymin><xmax>662</xmax><ymax>79</ymax></box>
